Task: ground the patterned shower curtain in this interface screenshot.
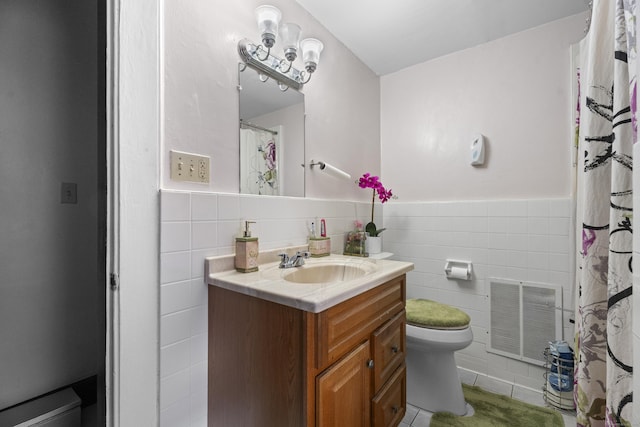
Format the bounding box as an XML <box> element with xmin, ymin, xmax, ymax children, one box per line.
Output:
<box><xmin>239</xmin><ymin>127</ymin><xmax>280</xmax><ymax>196</ymax></box>
<box><xmin>575</xmin><ymin>1</ymin><xmax>636</xmax><ymax>426</ymax></box>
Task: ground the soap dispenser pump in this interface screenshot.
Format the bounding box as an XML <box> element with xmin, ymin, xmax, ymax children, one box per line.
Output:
<box><xmin>235</xmin><ymin>221</ymin><xmax>259</xmax><ymax>273</ymax></box>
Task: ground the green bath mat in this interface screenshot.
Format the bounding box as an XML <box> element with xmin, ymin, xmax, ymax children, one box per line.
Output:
<box><xmin>429</xmin><ymin>384</ymin><xmax>564</xmax><ymax>427</ymax></box>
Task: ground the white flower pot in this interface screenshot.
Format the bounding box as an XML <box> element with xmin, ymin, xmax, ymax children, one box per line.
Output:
<box><xmin>366</xmin><ymin>236</ymin><xmax>382</xmax><ymax>255</ymax></box>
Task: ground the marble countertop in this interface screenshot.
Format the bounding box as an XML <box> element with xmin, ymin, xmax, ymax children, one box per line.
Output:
<box><xmin>207</xmin><ymin>253</ymin><xmax>414</xmax><ymax>313</ymax></box>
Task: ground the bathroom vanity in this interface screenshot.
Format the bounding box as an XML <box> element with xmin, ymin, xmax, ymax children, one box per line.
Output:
<box><xmin>206</xmin><ymin>253</ymin><xmax>413</xmax><ymax>427</ymax></box>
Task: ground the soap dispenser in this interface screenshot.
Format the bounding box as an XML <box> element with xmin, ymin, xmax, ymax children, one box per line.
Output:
<box><xmin>235</xmin><ymin>221</ymin><xmax>259</xmax><ymax>273</ymax></box>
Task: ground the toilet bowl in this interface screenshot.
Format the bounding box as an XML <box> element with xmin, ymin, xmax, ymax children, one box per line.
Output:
<box><xmin>405</xmin><ymin>299</ymin><xmax>473</xmax><ymax>416</ymax></box>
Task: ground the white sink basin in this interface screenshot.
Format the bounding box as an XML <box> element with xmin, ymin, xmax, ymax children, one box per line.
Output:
<box><xmin>283</xmin><ymin>263</ymin><xmax>370</xmax><ymax>283</ymax></box>
<box><xmin>260</xmin><ymin>258</ymin><xmax>379</xmax><ymax>284</ymax></box>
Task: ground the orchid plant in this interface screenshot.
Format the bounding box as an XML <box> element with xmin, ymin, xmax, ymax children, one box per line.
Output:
<box><xmin>358</xmin><ymin>173</ymin><xmax>394</xmax><ymax>237</ymax></box>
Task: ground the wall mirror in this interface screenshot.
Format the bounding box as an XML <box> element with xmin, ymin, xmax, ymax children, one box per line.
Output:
<box><xmin>239</xmin><ymin>65</ymin><xmax>305</xmax><ymax>197</ymax></box>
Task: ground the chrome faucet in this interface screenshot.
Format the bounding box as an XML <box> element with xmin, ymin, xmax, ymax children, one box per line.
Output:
<box><xmin>279</xmin><ymin>251</ymin><xmax>310</xmax><ymax>268</ymax></box>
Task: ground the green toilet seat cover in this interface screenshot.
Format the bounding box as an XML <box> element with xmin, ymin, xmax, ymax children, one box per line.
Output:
<box><xmin>406</xmin><ymin>298</ymin><xmax>471</xmax><ymax>330</ymax></box>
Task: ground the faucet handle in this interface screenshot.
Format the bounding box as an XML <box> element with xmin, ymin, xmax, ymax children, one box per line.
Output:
<box><xmin>292</xmin><ymin>251</ymin><xmax>310</xmax><ymax>267</ymax></box>
<box><xmin>278</xmin><ymin>253</ymin><xmax>289</xmax><ymax>268</ymax></box>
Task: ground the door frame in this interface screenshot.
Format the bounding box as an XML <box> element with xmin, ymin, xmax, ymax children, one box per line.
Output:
<box><xmin>105</xmin><ymin>0</ymin><xmax>161</xmax><ymax>425</ymax></box>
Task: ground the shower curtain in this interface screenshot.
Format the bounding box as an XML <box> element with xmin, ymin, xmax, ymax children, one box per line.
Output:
<box><xmin>239</xmin><ymin>127</ymin><xmax>280</xmax><ymax>196</ymax></box>
<box><xmin>575</xmin><ymin>1</ymin><xmax>636</xmax><ymax>426</ymax></box>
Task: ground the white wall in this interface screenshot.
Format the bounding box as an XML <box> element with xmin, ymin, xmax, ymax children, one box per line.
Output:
<box><xmin>116</xmin><ymin>0</ymin><xmax>160</xmax><ymax>425</ymax></box>
<box><xmin>386</xmin><ymin>198</ymin><xmax>574</xmax><ymax>388</ymax></box>
<box><xmin>381</xmin><ymin>13</ymin><xmax>588</xmax><ymax>201</ymax></box>
<box><xmin>159</xmin><ymin>191</ymin><xmax>375</xmax><ymax>426</ymax></box>
<box><xmin>159</xmin><ymin>1</ymin><xmax>383</xmax><ymax>425</ymax></box>
<box><xmin>154</xmin><ymin>6</ymin><xmax>594</xmax><ymax>426</ymax></box>
<box><xmin>121</xmin><ymin>3</ymin><xmax>639</xmax><ymax>424</ymax></box>
<box><xmin>378</xmin><ymin>14</ymin><xmax>586</xmax><ymax>392</ymax></box>
<box><xmin>163</xmin><ymin>0</ymin><xmax>380</xmax><ymax>201</ymax></box>
<box><xmin>0</xmin><ymin>0</ymin><xmax>98</xmax><ymax>410</ymax></box>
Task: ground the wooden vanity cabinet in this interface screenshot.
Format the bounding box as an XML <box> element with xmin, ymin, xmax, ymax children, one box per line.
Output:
<box><xmin>208</xmin><ymin>274</ymin><xmax>406</xmax><ymax>427</ymax></box>
<box><xmin>316</xmin><ymin>340</ymin><xmax>372</xmax><ymax>426</ymax></box>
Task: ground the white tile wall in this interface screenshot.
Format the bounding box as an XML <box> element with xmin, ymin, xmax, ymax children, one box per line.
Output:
<box><xmin>385</xmin><ymin>198</ymin><xmax>575</xmax><ymax>390</ymax></box>
<box><xmin>159</xmin><ymin>190</ymin><xmax>371</xmax><ymax>427</ymax></box>
<box><xmin>160</xmin><ymin>192</ymin><xmax>576</xmax><ymax>424</ymax></box>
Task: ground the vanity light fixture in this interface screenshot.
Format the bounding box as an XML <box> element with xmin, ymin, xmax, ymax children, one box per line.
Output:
<box><xmin>239</xmin><ymin>5</ymin><xmax>324</xmax><ymax>91</ymax></box>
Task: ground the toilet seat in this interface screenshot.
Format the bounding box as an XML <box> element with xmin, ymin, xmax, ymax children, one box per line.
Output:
<box><xmin>406</xmin><ymin>298</ymin><xmax>470</xmax><ymax>330</ymax></box>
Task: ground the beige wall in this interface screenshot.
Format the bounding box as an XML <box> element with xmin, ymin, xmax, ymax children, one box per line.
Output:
<box><xmin>163</xmin><ymin>0</ymin><xmax>380</xmax><ymax>201</ymax></box>
<box><xmin>381</xmin><ymin>13</ymin><xmax>588</xmax><ymax>201</ymax></box>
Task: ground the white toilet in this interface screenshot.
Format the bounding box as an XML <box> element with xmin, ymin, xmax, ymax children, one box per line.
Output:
<box><xmin>405</xmin><ymin>298</ymin><xmax>473</xmax><ymax>415</ymax></box>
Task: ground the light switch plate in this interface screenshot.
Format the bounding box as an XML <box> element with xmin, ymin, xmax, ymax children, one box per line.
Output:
<box><xmin>61</xmin><ymin>182</ymin><xmax>78</xmax><ymax>204</ymax></box>
<box><xmin>170</xmin><ymin>150</ymin><xmax>210</xmax><ymax>183</ymax></box>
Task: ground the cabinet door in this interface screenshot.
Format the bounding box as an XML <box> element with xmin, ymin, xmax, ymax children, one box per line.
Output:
<box><xmin>317</xmin><ymin>341</ymin><xmax>371</xmax><ymax>427</ymax></box>
<box><xmin>372</xmin><ymin>364</ymin><xmax>406</xmax><ymax>427</ymax></box>
<box><xmin>372</xmin><ymin>310</ymin><xmax>405</xmax><ymax>392</ymax></box>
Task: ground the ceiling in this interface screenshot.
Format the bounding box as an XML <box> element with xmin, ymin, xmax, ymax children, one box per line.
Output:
<box><xmin>294</xmin><ymin>0</ymin><xmax>591</xmax><ymax>75</ymax></box>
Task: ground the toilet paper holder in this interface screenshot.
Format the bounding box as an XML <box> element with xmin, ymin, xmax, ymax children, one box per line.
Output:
<box><xmin>444</xmin><ymin>260</ymin><xmax>472</xmax><ymax>280</ymax></box>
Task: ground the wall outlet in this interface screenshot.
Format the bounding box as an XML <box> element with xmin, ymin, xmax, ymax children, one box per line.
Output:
<box><xmin>170</xmin><ymin>150</ymin><xmax>210</xmax><ymax>183</ymax></box>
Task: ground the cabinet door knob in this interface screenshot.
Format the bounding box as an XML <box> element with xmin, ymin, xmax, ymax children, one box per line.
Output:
<box><xmin>392</xmin><ymin>405</ymin><xmax>399</xmax><ymax>414</ymax></box>
<box><xmin>366</xmin><ymin>359</ymin><xmax>374</xmax><ymax>369</ymax></box>
<box><xmin>391</xmin><ymin>345</ymin><xmax>399</xmax><ymax>354</ymax></box>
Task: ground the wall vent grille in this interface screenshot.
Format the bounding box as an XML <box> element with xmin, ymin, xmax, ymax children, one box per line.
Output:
<box><xmin>488</xmin><ymin>278</ymin><xmax>562</xmax><ymax>365</ymax></box>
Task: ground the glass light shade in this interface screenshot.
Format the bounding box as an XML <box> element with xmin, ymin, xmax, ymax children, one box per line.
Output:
<box><xmin>255</xmin><ymin>5</ymin><xmax>281</xmax><ymax>48</ymax></box>
<box><xmin>300</xmin><ymin>38</ymin><xmax>324</xmax><ymax>73</ymax></box>
<box><xmin>279</xmin><ymin>23</ymin><xmax>301</xmax><ymax>62</ymax></box>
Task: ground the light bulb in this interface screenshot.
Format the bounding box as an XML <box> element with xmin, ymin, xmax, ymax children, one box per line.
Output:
<box><xmin>255</xmin><ymin>5</ymin><xmax>281</xmax><ymax>49</ymax></box>
<box><xmin>279</xmin><ymin>23</ymin><xmax>301</xmax><ymax>62</ymax></box>
<box><xmin>300</xmin><ymin>38</ymin><xmax>324</xmax><ymax>73</ymax></box>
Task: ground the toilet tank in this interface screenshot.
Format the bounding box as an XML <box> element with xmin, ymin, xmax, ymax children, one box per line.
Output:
<box><xmin>0</xmin><ymin>388</ymin><xmax>81</xmax><ymax>427</ymax></box>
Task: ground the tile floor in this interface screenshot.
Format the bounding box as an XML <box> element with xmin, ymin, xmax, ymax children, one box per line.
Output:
<box><xmin>400</xmin><ymin>369</ymin><xmax>577</xmax><ymax>427</ymax></box>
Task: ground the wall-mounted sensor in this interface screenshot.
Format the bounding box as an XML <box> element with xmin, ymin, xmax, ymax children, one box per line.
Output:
<box><xmin>471</xmin><ymin>134</ymin><xmax>485</xmax><ymax>166</ymax></box>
